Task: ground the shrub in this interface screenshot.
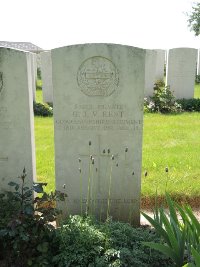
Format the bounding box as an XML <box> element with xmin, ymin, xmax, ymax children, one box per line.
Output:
<box><xmin>53</xmin><ymin>215</ymin><xmax>173</xmax><ymax>267</ymax></box>
<box><xmin>144</xmin><ymin>79</ymin><xmax>200</xmax><ymax>113</ymax></box>
<box><xmin>177</xmin><ymin>98</ymin><xmax>200</xmax><ymax>112</ymax></box>
<box><xmin>0</xmin><ymin>169</ymin><xmax>66</xmax><ymax>267</ymax></box>
<box><xmin>154</xmin><ymin>79</ymin><xmax>165</xmax><ymax>88</ymax></box>
<box><xmin>164</xmin><ymin>64</ymin><xmax>166</xmax><ymax>76</ymax></box>
<box><xmin>33</xmin><ymin>101</ymin><xmax>53</xmax><ymax>117</ymax></box>
<box><xmin>47</xmin><ymin>102</ymin><xmax>53</xmax><ymax>108</ymax></box>
<box><xmin>144</xmin><ymin>80</ymin><xmax>182</xmax><ymax>113</ymax></box>
<box><xmin>195</xmin><ymin>75</ymin><xmax>200</xmax><ymax>84</ymax></box>
<box><xmin>37</xmin><ymin>68</ymin><xmax>42</xmax><ymax>80</ymax></box>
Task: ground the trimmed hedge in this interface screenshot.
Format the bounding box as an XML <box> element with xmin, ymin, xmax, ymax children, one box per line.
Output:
<box><xmin>177</xmin><ymin>98</ymin><xmax>200</xmax><ymax>112</ymax></box>
<box><xmin>33</xmin><ymin>101</ymin><xmax>53</xmax><ymax>117</ymax></box>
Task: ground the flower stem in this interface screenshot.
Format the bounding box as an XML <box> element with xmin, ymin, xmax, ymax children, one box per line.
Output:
<box><xmin>107</xmin><ymin>158</ymin><xmax>114</xmax><ymax>219</ymax></box>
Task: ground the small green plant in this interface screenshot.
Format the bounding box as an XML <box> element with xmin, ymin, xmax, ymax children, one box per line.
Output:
<box><xmin>83</xmin><ymin>142</ymin><xmax>116</xmax><ymax>219</ymax></box>
<box><xmin>177</xmin><ymin>98</ymin><xmax>200</xmax><ymax>111</ymax></box>
<box><xmin>0</xmin><ymin>169</ymin><xmax>66</xmax><ymax>266</ymax></box>
<box><xmin>142</xmin><ymin>200</ymin><xmax>186</xmax><ymax>266</ymax></box>
<box><xmin>33</xmin><ymin>101</ymin><xmax>53</xmax><ymax>117</ymax></box>
<box><xmin>191</xmin><ymin>247</ymin><xmax>200</xmax><ymax>266</ymax></box>
<box><xmin>195</xmin><ymin>74</ymin><xmax>200</xmax><ymax>84</ymax></box>
<box><xmin>164</xmin><ymin>64</ymin><xmax>166</xmax><ymax>76</ymax></box>
<box><xmin>142</xmin><ymin>193</ymin><xmax>200</xmax><ymax>267</ymax></box>
<box><xmin>183</xmin><ymin>247</ymin><xmax>200</xmax><ymax>266</ymax></box>
<box><xmin>78</xmin><ymin>142</ymin><xmax>135</xmax><ymax>223</ymax></box>
<box><xmin>144</xmin><ymin>80</ymin><xmax>182</xmax><ymax>113</ymax></box>
<box><xmin>53</xmin><ymin>215</ymin><xmax>173</xmax><ymax>267</ymax></box>
<box><xmin>106</xmin><ymin>154</ymin><xmax>115</xmax><ymax>219</ymax></box>
<box><xmin>37</xmin><ymin>68</ymin><xmax>42</xmax><ymax>80</ymax></box>
<box><xmin>154</xmin><ymin>79</ymin><xmax>165</xmax><ymax>88</ymax></box>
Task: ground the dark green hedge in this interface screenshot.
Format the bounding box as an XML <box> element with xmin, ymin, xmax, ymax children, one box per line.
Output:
<box><xmin>33</xmin><ymin>101</ymin><xmax>53</xmax><ymax>117</ymax></box>
<box><xmin>177</xmin><ymin>98</ymin><xmax>200</xmax><ymax>112</ymax></box>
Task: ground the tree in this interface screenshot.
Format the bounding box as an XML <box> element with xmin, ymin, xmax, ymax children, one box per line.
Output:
<box><xmin>187</xmin><ymin>2</ymin><xmax>200</xmax><ymax>36</ymax></box>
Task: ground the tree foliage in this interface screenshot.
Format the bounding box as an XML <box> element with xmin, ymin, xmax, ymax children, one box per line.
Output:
<box><xmin>187</xmin><ymin>2</ymin><xmax>200</xmax><ymax>36</ymax></box>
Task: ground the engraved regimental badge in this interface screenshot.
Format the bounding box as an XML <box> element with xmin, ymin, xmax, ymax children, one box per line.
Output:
<box><xmin>77</xmin><ymin>56</ymin><xmax>119</xmax><ymax>96</ymax></box>
<box><xmin>0</xmin><ymin>72</ymin><xmax>3</xmax><ymax>93</ymax></box>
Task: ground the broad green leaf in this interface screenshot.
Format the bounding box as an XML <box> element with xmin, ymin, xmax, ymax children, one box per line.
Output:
<box><xmin>191</xmin><ymin>247</ymin><xmax>200</xmax><ymax>265</ymax></box>
<box><xmin>166</xmin><ymin>192</ymin><xmax>179</xmax><ymax>226</ymax></box>
<box><xmin>175</xmin><ymin>203</ymin><xmax>190</xmax><ymax>226</ymax></box>
<box><xmin>33</xmin><ymin>183</ymin><xmax>47</xmax><ymax>193</ymax></box>
<box><xmin>143</xmin><ymin>242</ymin><xmax>181</xmax><ymax>265</ymax></box>
<box><xmin>185</xmin><ymin>206</ymin><xmax>200</xmax><ymax>234</ymax></box>
<box><xmin>159</xmin><ymin>209</ymin><xmax>179</xmax><ymax>254</ymax></box>
<box><xmin>141</xmin><ymin>211</ymin><xmax>170</xmax><ymax>246</ymax></box>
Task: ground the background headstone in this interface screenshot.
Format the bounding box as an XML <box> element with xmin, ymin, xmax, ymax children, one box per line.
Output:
<box><xmin>30</xmin><ymin>53</ymin><xmax>37</xmax><ymax>101</ymax></box>
<box><xmin>155</xmin><ymin>49</ymin><xmax>165</xmax><ymax>81</ymax></box>
<box><xmin>197</xmin><ymin>49</ymin><xmax>200</xmax><ymax>76</ymax></box>
<box><xmin>52</xmin><ymin>44</ymin><xmax>145</xmax><ymax>225</ymax></box>
<box><xmin>166</xmin><ymin>47</ymin><xmax>197</xmax><ymax>99</ymax></box>
<box><xmin>0</xmin><ymin>48</ymin><xmax>36</xmax><ymax>191</ymax></box>
<box><xmin>41</xmin><ymin>51</ymin><xmax>53</xmax><ymax>103</ymax></box>
<box><xmin>144</xmin><ymin>49</ymin><xmax>157</xmax><ymax>97</ymax></box>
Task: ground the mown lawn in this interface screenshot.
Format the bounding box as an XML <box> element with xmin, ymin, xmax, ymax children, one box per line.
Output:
<box><xmin>34</xmin><ymin>84</ymin><xmax>200</xmax><ymax>207</ymax></box>
<box><xmin>34</xmin><ymin>112</ymin><xmax>200</xmax><ymax>206</ymax></box>
<box><xmin>194</xmin><ymin>83</ymin><xmax>200</xmax><ymax>98</ymax></box>
<box><xmin>36</xmin><ymin>89</ymin><xmax>43</xmax><ymax>103</ymax></box>
<box><xmin>141</xmin><ymin>112</ymin><xmax>200</xmax><ymax>207</ymax></box>
<box><xmin>34</xmin><ymin>116</ymin><xmax>55</xmax><ymax>191</ymax></box>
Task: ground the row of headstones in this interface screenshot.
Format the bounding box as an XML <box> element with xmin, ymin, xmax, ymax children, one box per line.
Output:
<box><xmin>40</xmin><ymin>48</ymin><xmax>200</xmax><ymax>103</ymax></box>
<box><xmin>0</xmin><ymin>44</ymin><xmax>198</xmax><ymax>226</ymax></box>
<box><xmin>145</xmin><ymin>48</ymin><xmax>198</xmax><ymax>99</ymax></box>
<box><xmin>0</xmin><ymin>44</ymin><xmax>144</xmax><ymax>225</ymax></box>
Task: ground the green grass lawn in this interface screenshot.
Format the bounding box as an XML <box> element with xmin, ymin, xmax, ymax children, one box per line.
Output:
<box><xmin>36</xmin><ymin>89</ymin><xmax>43</xmax><ymax>103</ymax></box>
<box><xmin>36</xmin><ymin>79</ymin><xmax>42</xmax><ymax>90</ymax></box>
<box><xmin>34</xmin><ymin>116</ymin><xmax>55</xmax><ymax>191</ymax></box>
<box><xmin>194</xmin><ymin>83</ymin><xmax>200</xmax><ymax>98</ymax></box>
<box><xmin>142</xmin><ymin>112</ymin><xmax>200</xmax><ymax>206</ymax></box>
<box><xmin>34</xmin><ymin>85</ymin><xmax>200</xmax><ymax>207</ymax></box>
<box><xmin>34</xmin><ymin>112</ymin><xmax>200</xmax><ymax>207</ymax></box>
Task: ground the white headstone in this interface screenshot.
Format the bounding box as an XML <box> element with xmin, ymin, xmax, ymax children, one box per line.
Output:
<box><xmin>197</xmin><ymin>49</ymin><xmax>200</xmax><ymax>76</ymax></box>
<box><xmin>0</xmin><ymin>48</ymin><xmax>36</xmax><ymax>191</ymax></box>
<box><xmin>144</xmin><ymin>49</ymin><xmax>157</xmax><ymax>97</ymax></box>
<box><xmin>155</xmin><ymin>49</ymin><xmax>165</xmax><ymax>81</ymax></box>
<box><xmin>41</xmin><ymin>51</ymin><xmax>53</xmax><ymax>103</ymax></box>
<box><xmin>166</xmin><ymin>48</ymin><xmax>197</xmax><ymax>99</ymax></box>
<box><xmin>51</xmin><ymin>44</ymin><xmax>145</xmax><ymax>225</ymax></box>
<box><xmin>30</xmin><ymin>53</ymin><xmax>37</xmax><ymax>101</ymax></box>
